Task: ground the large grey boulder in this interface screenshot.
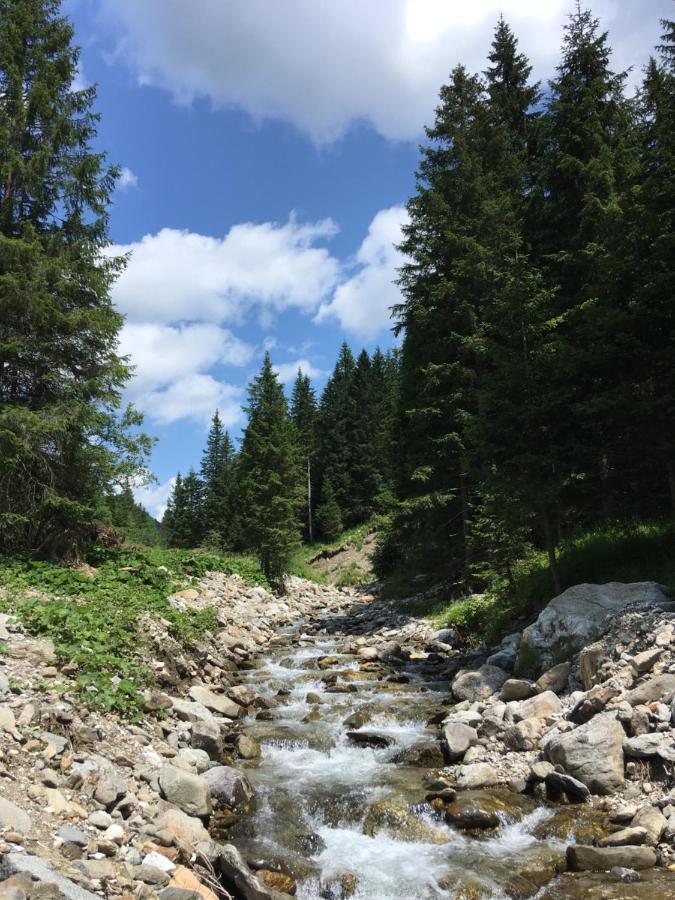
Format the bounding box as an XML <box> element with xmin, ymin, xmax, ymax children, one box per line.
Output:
<box><xmin>203</xmin><ymin>766</ymin><xmax>254</xmax><ymax>810</ymax></box>
<box><xmin>452</xmin><ymin>665</ymin><xmax>509</xmax><ymax>702</ymax></box>
<box><xmin>0</xmin><ymin>853</ymin><xmax>100</xmax><ymax>900</ymax></box>
<box><xmin>442</xmin><ymin>722</ymin><xmax>478</xmax><ymax>761</ymax></box>
<box><xmin>546</xmin><ymin>713</ymin><xmax>625</xmax><ymax>795</ymax></box>
<box><xmin>512</xmin><ymin>690</ymin><xmax>562</xmax><ymax>722</ymax></box>
<box><xmin>521</xmin><ymin>582</ymin><xmax>669</xmax><ymax>663</ymax></box>
<box><xmin>624</xmin><ymin>732</ymin><xmax>675</xmax><ymax>763</ymax></box>
<box><xmin>158</xmin><ymin>766</ymin><xmax>211</xmax><ymax>818</ymax></box>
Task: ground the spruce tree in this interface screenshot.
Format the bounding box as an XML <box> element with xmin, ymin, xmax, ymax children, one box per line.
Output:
<box><xmin>199</xmin><ymin>410</ymin><xmax>235</xmax><ymax>547</ymax></box>
<box><xmin>349</xmin><ymin>350</ymin><xmax>379</xmax><ymax>522</ymax></box>
<box><xmin>0</xmin><ymin>0</ymin><xmax>150</xmax><ymax>556</ymax></box>
<box><xmin>238</xmin><ymin>354</ymin><xmax>302</xmax><ymax>585</ymax></box>
<box><xmin>290</xmin><ymin>371</ymin><xmax>317</xmax><ymax>542</ymax></box>
<box><xmin>317</xmin><ymin>342</ymin><xmax>355</xmax><ymax>523</ymax></box>
<box><xmin>315</xmin><ymin>477</ymin><xmax>343</xmax><ymax>542</ymax></box>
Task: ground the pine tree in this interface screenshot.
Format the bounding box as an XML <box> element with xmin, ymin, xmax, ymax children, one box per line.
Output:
<box><xmin>349</xmin><ymin>350</ymin><xmax>379</xmax><ymax>522</ymax></box>
<box><xmin>0</xmin><ymin>0</ymin><xmax>151</xmax><ymax>557</ymax></box>
<box><xmin>317</xmin><ymin>342</ymin><xmax>355</xmax><ymax>523</ymax></box>
<box><xmin>369</xmin><ymin>348</ymin><xmax>399</xmax><ymax>509</ymax></box>
<box><xmin>238</xmin><ymin>354</ymin><xmax>302</xmax><ymax>585</ymax></box>
<box><xmin>199</xmin><ymin>410</ymin><xmax>236</xmax><ymax>547</ymax></box>
<box><xmin>315</xmin><ymin>477</ymin><xmax>343</xmax><ymax>542</ymax></box>
<box><xmin>290</xmin><ymin>371</ymin><xmax>317</xmax><ymax>542</ymax></box>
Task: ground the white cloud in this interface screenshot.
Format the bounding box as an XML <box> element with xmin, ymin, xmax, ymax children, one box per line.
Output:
<box><xmin>133</xmin><ymin>476</ymin><xmax>175</xmax><ymax>520</ymax></box>
<box><xmin>274</xmin><ymin>359</ymin><xmax>325</xmax><ymax>385</ymax></box>
<box><xmin>137</xmin><ymin>374</ymin><xmax>243</xmax><ymax>427</ymax></box>
<box><xmin>316</xmin><ymin>206</ymin><xmax>409</xmax><ymax>338</ymax></box>
<box><xmin>108</xmin><ymin>218</ymin><xmax>340</xmax><ymax>325</ymax></box>
<box><xmin>262</xmin><ymin>336</ymin><xmax>278</xmax><ymax>351</ymax></box>
<box><xmin>100</xmin><ymin>0</ymin><xmax>670</xmax><ymax>142</ymax></box>
<box><xmin>117</xmin><ymin>166</ymin><xmax>138</xmax><ymax>190</ymax></box>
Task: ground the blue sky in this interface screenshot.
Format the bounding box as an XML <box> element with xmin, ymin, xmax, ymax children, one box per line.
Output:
<box><xmin>63</xmin><ymin>0</ymin><xmax>672</xmax><ymax>516</ymax></box>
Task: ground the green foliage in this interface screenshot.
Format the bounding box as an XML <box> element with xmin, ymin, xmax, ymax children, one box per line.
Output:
<box><xmin>0</xmin><ymin>546</ymin><xmax>267</xmax><ymax>715</ymax></box>
<box><xmin>315</xmin><ymin>477</ymin><xmax>343</xmax><ymax>542</ymax></box>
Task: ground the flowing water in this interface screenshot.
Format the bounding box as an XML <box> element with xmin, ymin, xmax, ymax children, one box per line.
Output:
<box><xmin>225</xmin><ymin>618</ymin><xmax>574</xmax><ymax>899</ymax></box>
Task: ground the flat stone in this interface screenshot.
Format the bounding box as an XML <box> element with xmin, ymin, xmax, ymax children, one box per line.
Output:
<box><xmin>456</xmin><ymin>763</ymin><xmax>499</xmax><ymax>789</ymax></box>
<box><xmin>131</xmin><ymin>865</ymin><xmax>170</xmax><ymax>886</ymax></box>
<box><xmin>566</xmin><ymin>844</ymin><xmax>656</xmax><ymax>871</ymax></box>
<box><xmin>158</xmin><ymin>766</ymin><xmax>211</xmax><ymax>818</ymax></box>
<box><xmin>57</xmin><ymin>826</ymin><xmax>88</xmax><ymax>847</ymax></box>
<box><xmin>598</xmin><ymin>826</ymin><xmax>648</xmax><ymax>847</ymax></box>
<box><xmin>171</xmin><ymin>698</ymin><xmax>217</xmax><ymax>725</ymax></box>
<box><xmin>188</xmin><ymin>686</ymin><xmax>241</xmax><ymax>718</ymax></box>
<box><xmin>626</xmin><ymin>674</ymin><xmax>675</xmax><ymax>706</ymax></box>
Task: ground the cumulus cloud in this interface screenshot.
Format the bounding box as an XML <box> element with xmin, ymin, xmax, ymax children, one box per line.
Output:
<box><xmin>133</xmin><ymin>476</ymin><xmax>175</xmax><ymax>520</ymax></box>
<box><xmin>316</xmin><ymin>206</ymin><xmax>408</xmax><ymax>338</ymax></box>
<box><xmin>108</xmin><ymin>218</ymin><xmax>340</xmax><ymax>324</ymax></box>
<box><xmin>274</xmin><ymin>359</ymin><xmax>325</xmax><ymax>385</ymax></box>
<box><xmin>117</xmin><ymin>166</ymin><xmax>138</xmax><ymax>190</ymax></box>
<box><xmin>100</xmin><ymin>0</ymin><xmax>669</xmax><ymax>142</ymax></box>
<box><xmin>136</xmin><ymin>374</ymin><xmax>243</xmax><ymax>427</ymax></box>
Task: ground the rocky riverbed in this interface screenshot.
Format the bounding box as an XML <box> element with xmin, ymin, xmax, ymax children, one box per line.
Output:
<box><xmin>0</xmin><ymin>572</ymin><xmax>674</xmax><ymax>899</ymax></box>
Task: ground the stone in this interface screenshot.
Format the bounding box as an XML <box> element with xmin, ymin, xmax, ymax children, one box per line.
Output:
<box><xmin>94</xmin><ymin>772</ymin><xmax>127</xmax><ymax>807</ymax></box>
<box><xmin>500</xmin><ymin>679</ymin><xmax>535</xmax><ymax>701</ymax></box>
<box><xmin>393</xmin><ymin>741</ymin><xmax>445</xmax><ymax>767</ymax></box>
<box><xmin>535</xmin><ymin>662</ymin><xmax>571</xmax><ymax>695</ymax></box>
<box><xmin>154</xmin><ymin>808</ymin><xmax>210</xmax><ymax>847</ymax></box>
<box><xmin>530</xmin><ymin>761</ymin><xmax>555</xmax><ymax>781</ymax></box>
<box><xmin>202</xmin><ymin>766</ymin><xmax>254</xmax><ymax>810</ymax></box>
<box><xmin>216</xmin><ymin>843</ymin><xmax>290</xmax><ymax>900</ymax></box>
<box><xmin>631</xmin><ymin>647</ymin><xmax>663</xmax><ymax>674</ymax></box>
<box><xmin>456</xmin><ymin>763</ymin><xmax>499</xmax><ymax>790</ymax></box>
<box><xmin>87</xmin><ymin>810</ymin><xmax>112</xmax><ymax>829</ymax></box>
<box><xmin>158</xmin><ymin>766</ymin><xmax>211</xmax><ymax>818</ymax></box>
<box><xmin>190</xmin><ymin>721</ymin><xmax>223</xmax><ymax>758</ymax></box>
<box><xmin>504</xmin><ymin>718</ymin><xmax>545</xmax><ymax>751</ymax></box>
<box><xmin>569</xmin><ymin>682</ymin><xmax>621</xmax><ymax>725</ymax></box>
<box><xmin>579</xmin><ymin>643</ymin><xmax>604</xmax><ymax>690</ymax></box>
<box><xmin>442</xmin><ymin>722</ymin><xmax>478</xmax><ymax>761</ymax></box>
<box><xmin>626</xmin><ymin>674</ymin><xmax>675</xmax><ymax>706</ymax></box>
<box><xmin>0</xmin><ymin>706</ymin><xmax>19</xmax><ymax>737</ymax></box>
<box><xmin>132</xmin><ymin>865</ymin><xmax>171</xmax><ymax>886</ymax></box>
<box><xmin>171</xmin><ymin>698</ymin><xmax>217</xmax><ymax>725</ymax></box>
<box><xmin>178</xmin><ymin>748</ymin><xmax>211</xmax><ymax>772</ymax></box>
<box><xmin>624</xmin><ymin>732</ymin><xmax>675</xmax><ymax>763</ymax></box>
<box><xmin>631</xmin><ymin>805</ymin><xmax>668</xmax><ymax>846</ymax></box>
<box><xmin>452</xmin><ymin>666</ymin><xmax>509</xmax><ymax>702</ymax></box>
<box><xmin>236</xmin><ymin>735</ymin><xmax>261</xmax><ymax>760</ymax></box>
<box><xmin>346</xmin><ymin>731</ymin><xmax>394</xmax><ymax>749</ymax></box>
<box><xmin>57</xmin><ymin>826</ymin><xmax>88</xmax><ymax>847</ymax></box>
<box><xmin>1</xmin><ymin>853</ymin><xmax>100</xmax><ymax>900</ymax></box>
<box><xmin>513</xmin><ymin>691</ymin><xmax>562</xmax><ymax>722</ymax></box>
<box><xmin>188</xmin><ymin>686</ymin><xmax>241</xmax><ymax>718</ymax></box>
<box><xmin>167</xmin><ymin>867</ymin><xmax>218</xmax><ymax>900</ymax></box>
<box><xmin>546</xmin><ymin>713</ymin><xmax>625</xmax><ymax>795</ymax></box>
<box><xmin>142</xmin><ymin>852</ymin><xmax>176</xmax><ymax>874</ymax></box>
<box><xmin>0</xmin><ymin>799</ymin><xmax>31</xmax><ymax>834</ymax></box>
<box><xmin>544</xmin><ymin>771</ymin><xmax>591</xmax><ymax>802</ymax></box>
<box><xmin>598</xmin><ymin>826</ymin><xmax>648</xmax><ymax>847</ymax></box>
<box><xmin>566</xmin><ymin>844</ymin><xmax>657</xmax><ymax>871</ymax></box>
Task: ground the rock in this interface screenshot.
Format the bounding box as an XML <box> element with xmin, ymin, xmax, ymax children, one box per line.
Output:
<box><xmin>456</xmin><ymin>763</ymin><xmax>499</xmax><ymax>789</ymax></box>
<box><xmin>216</xmin><ymin>843</ymin><xmax>290</xmax><ymax>900</ymax></box>
<box><xmin>1</xmin><ymin>853</ymin><xmax>100</xmax><ymax>900</ymax></box>
<box><xmin>188</xmin><ymin>686</ymin><xmax>241</xmax><ymax>719</ymax></box>
<box><xmin>452</xmin><ymin>665</ymin><xmax>509</xmax><ymax>702</ymax></box>
<box><xmin>544</xmin><ymin>771</ymin><xmax>590</xmax><ymax>802</ymax></box>
<box><xmin>631</xmin><ymin>648</ymin><xmax>663</xmax><ymax>674</ymax></box>
<box><xmin>546</xmin><ymin>713</ymin><xmax>625</xmax><ymax>795</ymax></box>
<box><xmin>530</xmin><ymin>761</ymin><xmax>555</xmax><ymax>781</ymax></box>
<box><xmin>579</xmin><ymin>643</ymin><xmax>604</xmax><ymax>690</ymax></box>
<box><xmin>57</xmin><ymin>826</ymin><xmax>88</xmax><ymax>847</ymax></box>
<box><xmin>190</xmin><ymin>721</ymin><xmax>223</xmax><ymax>758</ymax></box>
<box><xmin>566</xmin><ymin>844</ymin><xmax>657</xmax><ymax>871</ymax></box>
<box><xmin>143</xmin><ymin>853</ymin><xmax>176</xmax><ymax>874</ymax></box>
<box><xmin>0</xmin><ymin>799</ymin><xmax>31</xmax><ymax>834</ymax></box>
<box><xmin>444</xmin><ymin>790</ymin><xmax>534</xmax><ymax>831</ymax></box>
<box><xmin>94</xmin><ymin>772</ymin><xmax>127</xmax><ymax>807</ymax></box>
<box><xmin>442</xmin><ymin>722</ymin><xmax>478</xmax><ymax>761</ymax></box>
<box><xmin>624</xmin><ymin>732</ymin><xmax>675</xmax><ymax>762</ymax></box>
<box><xmin>598</xmin><ymin>826</ymin><xmax>648</xmax><ymax>847</ymax></box>
<box><xmin>626</xmin><ymin>674</ymin><xmax>675</xmax><ymax>706</ymax></box>
<box><xmin>202</xmin><ymin>766</ymin><xmax>254</xmax><ymax>810</ymax></box>
<box><xmin>569</xmin><ymin>682</ymin><xmax>621</xmax><ymax>725</ymax></box>
<box><xmin>178</xmin><ymin>748</ymin><xmax>211</xmax><ymax>772</ymax></box>
<box><xmin>154</xmin><ymin>808</ymin><xmax>210</xmax><ymax>847</ymax></box>
<box><xmin>431</xmin><ymin>628</ymin><xmax>458</xmax><ymax>645</ymax></box>
<box><xmin>236</xmin><ymin>734</ymin><xmax>261</xmax><ymax>760</ymax></box>
<box><xmin>513</xmin><ymin>691</ymin><xmax>562</xmax><ymax>721</ymax></box>
<box><xmin>631</xmin><ymin>806</ymin><xmax>668</xmax><ymax>846</ymax></box>
<box><xmin>504</xmin><ymin>718</ymin><xmax>545</xmax><ymax>751</ymax></box>
<box><xmin>172</xmin><ymin>698</ymin><xmax>217</xmax><ymax>725</ymax></box>
<box><xmin>160</xmin><ymin>890</ymin><xmax>202</xmax><ymax>900</ymax></box>
<box><xmin>167</xmin><ymin>866</ymin><xmax>218</xmax><ymax>900</ymax></box>
<box><xmin>393</xmin><ymin>741</ymin><xmax>445</xmax><ymax>767</ymax></box>
<box><xmin>535</xmin><ymin>662</ymin><xmax>571</xmax><ymax>695</ymax></box>
<box><xmin>500</xmin><ymin>679</ymin><xmax>535</xmax><ymax>701</ymax></box>
<box><xmin>363</xmin><ymin>800</ymin><xmax>446</xmax><ymax>843</ymax></box>
<box><xmin>158</xmin><ymin>766</ymin><xmax>211</xmax><ymax>818</ymax></box>
<box><xmin>346</xmin><ymin>731</ymin><xmax>394</xmax><ymax>749</ymax></box>
<box><xmin>132</xmin><ymin>865</ymin><xmax>171</xmax><ymax>886</ymax></box>
<box><xmin>0</xmin><ymin>706</ymin><xmax>19</xmax><ymax>737</ymax></box>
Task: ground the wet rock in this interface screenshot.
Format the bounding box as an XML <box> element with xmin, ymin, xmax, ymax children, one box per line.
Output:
<box><xmin>202</xmin><ymin>765</ymin><xmax>254</xmax><ymax>810</ymax></box>
<box><xmin>535</xmin><ymin>662</ymin><xmax>571</xmax><ymax>695</ymax></box>
<box><xmin>363</xmin><ymin>800</ymin><xmax>446</xmax><ymax>843</ymax></box>
<box><xmin>456</xmin><ymin>763</ymin><xmax>499</xmax><ymax>790</ymax></box>
<box><xmin>319</xmin><ymin>873</ymin><xmax>358</xmax><ymax>899</ymax></box>
<box><xmin>452</xmin><ymin>665</ymin><xmax>509</xmax><ymax>702</ymax></box>
<box><xmin>442</xmin><ymin>722</ymin><xmax>478</xmax><ymax>761</ymax></box>
<box><xmin>236</xmin><ymin>735</ymin><xmax>261</xmax><ymax>760</ymax></box>
<box><xmin>444</xmin><ymin>790</ymin><xmax>534</xmax><ymax>831</ymax></box>
<box><xmin>393</xmin><ymin>741</ymin><xmax>444</xmax><ymax>767</ymax></box>
<box><xmin>626</xmin><ymin>673</ymin><xmax>675</xmax><ymax>706</ymax></box>
<box><xmin>544</xmin><ymin>771</ymin><xmax>590</xmax><ymax>802</ymax></box>
<box><xmin>598</xmin><ymin>826</ymin><xmax>648</xmax><ymax>847</ymax></box>
<box><xmin>566</xmin><ymin>844</ymin><xmax>657</xmax><ymax>871</ymax></box>
<box><xmin>158</xmin><ymin>766</ymin><xmax>212</xmax><ymax>818</ymax></box>
<box><xmin>257</xmin><ymin>870</ymin><xmax>296</xmax><ymax>895</ymax></box>
<box><xmin>546</xmin><ymin>713</ymin><xmax>625</xmax><ymax>795</ymax></box>
<box><xmin>500</xmin><ymin>679</ymin><xmax>535</xmax><ymax>701</ymax></box>
<box><xmin>346</xmin><ymin>731</ymin><xmax>393</xmax><ymax>749</ymax></box>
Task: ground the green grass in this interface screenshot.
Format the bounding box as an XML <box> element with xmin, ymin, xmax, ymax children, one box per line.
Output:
<box><xmin>387</xmin><ymin>519</ymin><xmax>675</xmax><ymax>647</ymax></box>
<box><xmin>0</xmin><ymin>546</ymin><xmax>268</xmax><ymax>716</ymax></box>
<box><xmin>288</xmin><ymin>520</ymin><xmax>376</xmax><ymax>584</ymax></box>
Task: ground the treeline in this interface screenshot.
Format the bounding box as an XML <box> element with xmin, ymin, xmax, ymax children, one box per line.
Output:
<box><xmin>377</xmin><ymin>9</ymin><xmax>675</xmax><ymax>592</ymax></box>
<box><xmin>161</xmin><ymin>346</ymin><xmax>398</xmax><ymax>579</ymax></box>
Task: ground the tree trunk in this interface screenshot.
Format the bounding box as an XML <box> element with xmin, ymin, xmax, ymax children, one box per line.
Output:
<box><xmin>307</xmin><ymin>457</ymin><xmax>314</xmax><ymax>544</ymax></box>
<box><xmin>542</xmin><ymin>509</ymin><xmax>561</xmax><ymax>595</ymax></box>
<box><xmin>668</xmin><ymin>460</ymin><xmax>675</xmax><ymax>517</ymax></box>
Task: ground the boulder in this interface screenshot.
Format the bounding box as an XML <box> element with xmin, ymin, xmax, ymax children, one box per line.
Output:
<box><xmin>202</xmin><ymin>766</ymin><xmax>254</xmax><ymax>810</ymax></box>
<box><xmin>535</xmin><ymin>662</ymin><xmax>571</xmax><ymax>695</ymax></box>
<box><xmin>513</xmin><ymin>691</ymin><xmax>562</xmax><ymax>722</ymax></box>
<box><xmin>631</xmin><ymin>806</ymin><xmax>668</xmax><ymax>846</ymax></box>
<box><xmin>215</xmin><ymin>843</ymin><xmax>291</xmax><ymax>900</ymax></box>
<box><xmin>598</xmin><ymin>826</ymin><xmax>647</xmax><ymax>847</ymax></box>
<box><xmin>624</xmin><ymin>732</ymin><xmax>675</xmax><ymax>763</ymax></box>
<box><xmin>500</xmin><ymin>679</ymin><xmax>535</xmax><ymax>702</ymax></box>
<box><xmin>188</xmin><ymin>686</ymin><xmax>241</xmax><ymax>719</ymax></box>
<box><xmin>190</xmin><ymin>721</ymin><xmax>223</xmax><ymax>758</ymax></box>
<box><xmin>546</xmin><ymin>713</ymin><xmax>625</xmax><ymax>795</ymax></box>
<box><xmin>521</xmin><ymin>582</ymin><xmax>669</xmax><ymax>662</ymax></box>
<box><xmin>346</xmin><ymin>731</ymin><xmax>394</xmax><ymax>749</ymax></box>
<box><xmin>569</xmin><ymin>682</ymin><xmax>621</xmax><ymax>725</ymax></box>
<box><xmin>158</xmin><ymin>766</ymin><xmax>211</xmax><ymax>818</ymax></box>
<box><xmin>393</xmin><ymin>741</ymin><xmax>445</xmax><ymax>767</ymax></box>
<box><xmin>236</xmin><ymin>735</ymin><xmax>261</xmax><ymax>760</ymax></box>
<box><xmin>442</xmin><ymin>722</ymin><xmax>478</xmax><ymax>761</ymax></box>
<box><xmin>452</xmin><ymin>666</ymin><xmax>509</xmax><ymax>702</ymax></box>
<box><xmin>566</xmin><ymin>845</ymin><xmax>656</xmax><ymax>871</ymax></box>
<box><xmin>456</xmin><ymin>763</ymin><xmax>499</xmax><ymax>790</ymax></box>
<box><xmin>504</xmin><ymin>718</ymin><xmax>545</xmax><ymax>751</ymax></box>
<box><xmin>154</xmin><ymin>808</ymin><xmax>210</xmax><ymax>847</ymax></box>
<box><xmin>626</xmin><ymin>673</ymin><xmax>675</xmax><ymax>706</ymax></box>
<box><xmin>544</xmin><ymin>771</ymin><xmax>590</xmax><ymax>802</ymax></box>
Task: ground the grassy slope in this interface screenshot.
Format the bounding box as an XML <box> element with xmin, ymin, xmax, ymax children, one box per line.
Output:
<box><xmin>288</xmin><ymin>520</ymin><xmax>375</xmax><ymax>586</ymax></box>
<box><xmin>0</xmin><ymin>546</ymin><xmax>267</xmax><ymax>716</ymax></box>
<box><xmin>385</xmin><ymin>520</ymin><xmax>675</xmax><ymax>646</ymax></box>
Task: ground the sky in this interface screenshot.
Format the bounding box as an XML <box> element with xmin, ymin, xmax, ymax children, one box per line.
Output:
<box><xmin>63</xmin><ymin>0</ymin><xmax>672</xmax><ymax>517</ymax></box>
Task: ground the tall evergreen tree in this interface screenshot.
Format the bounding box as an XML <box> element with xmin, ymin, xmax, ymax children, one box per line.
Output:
<box><xmin>317</xmin><ymin>342</ymin><xmax>355</xmax><ymax>522</ymax></box>
<box><xmin>290</xmin><ymin>371</ymin><xmax>317</xmax><ymax>542</ymax></box>
<box><xmin>163</xmin><ymin>470</ymin><xmax>203</xmax><ymax>549</ymax></box>
<box><xmin>199</xmin><ymin>410</ymin><xmax>235</xmax><ymax>547</ymax></box>
<box><xmin>0</xmin><ymin>0</ymin><xmax>150</xmax><ymax>557</ymax></box>
<box><xmin>238</xmin><ymin>355</ymin><xmax>302</xmax><ymax>585</ymax></box>
<box><xmin>349</xmin><ymin>350</ymin><xmax>379</xmax><ymax>522</ymax></box>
